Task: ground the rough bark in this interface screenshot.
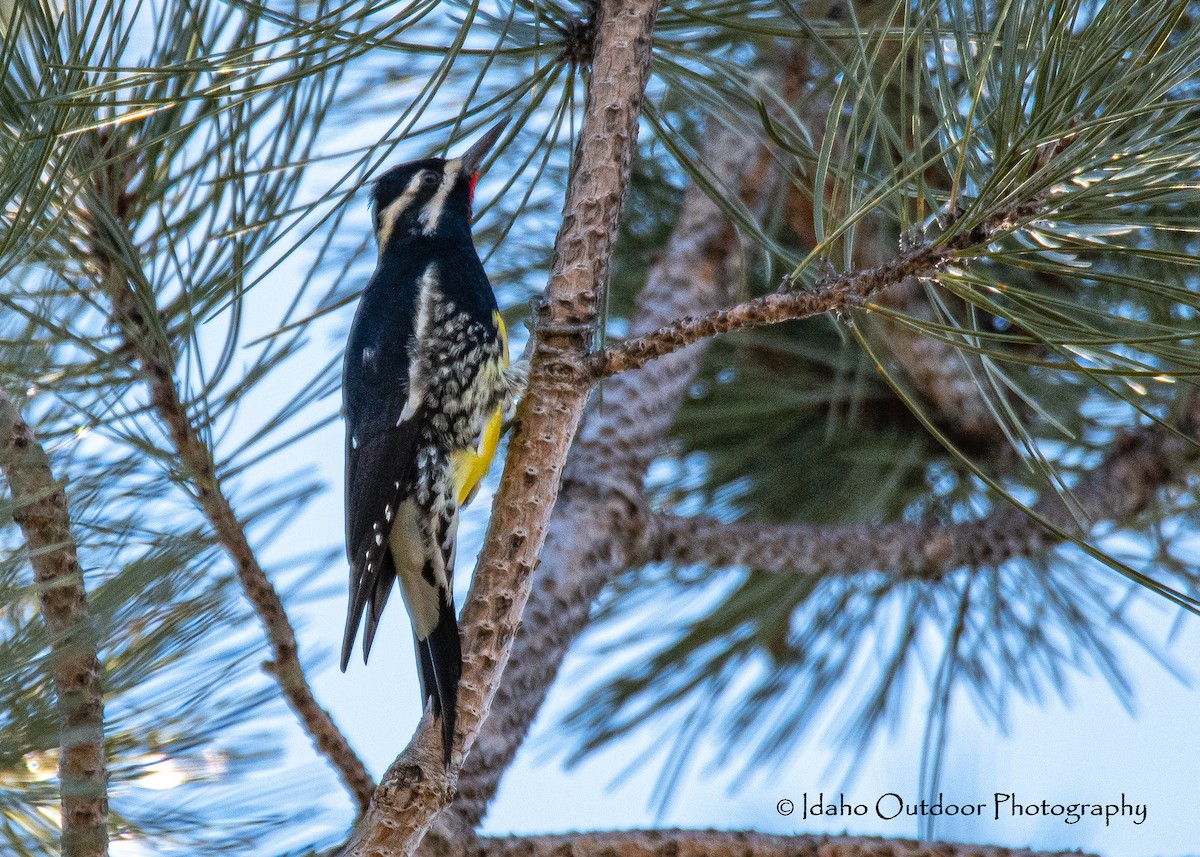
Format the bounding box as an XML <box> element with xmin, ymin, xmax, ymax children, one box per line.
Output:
<box><xmin>342</xmin><ymin>0</ymin><xmax>660</xmax><ymax>853</ymax></box>
<box><xmin>446</xmin><ymin>116</ymin><xmax>783</xmax><ymax>834</ymax></box>
<box><xmin>80</xmin><ymin>135</ymin><xmax>375</xmax><ymax>813</ymax></box>
<box><xmin>0</xmin><ymin>390</ymin><xmax>108</xmax><ymax>857</ymax></box>
<box><xmin>473</xmin><ymin>830</ymin><xmax>1096</xmax><ymax>857</ymax></box>
<box><xmin>644</xmin><ymin>408</ymin><xmax>1200</xmax><ymax>577</ymax></box>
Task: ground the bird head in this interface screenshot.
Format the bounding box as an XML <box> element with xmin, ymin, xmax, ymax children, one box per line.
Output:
<box><xmin>371</xmin><ymin>118</ymin><xmax>509</xmax><ymax>250</ymax></box>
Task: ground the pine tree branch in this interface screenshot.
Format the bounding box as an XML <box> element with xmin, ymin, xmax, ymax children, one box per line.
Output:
<box><xmin>472</xmin><ymin>830</ymin><xmax>1097</xmax><ymax>857</ymax></box>
<box><xmin>445</xmin><ymin>101</ymin><xmax>790</xmax><ymax>834</ymax></box>
<box><xmin>0</xmin><ymin>389</ymin><xmax>108</xmax><ymax>857</ymax></box>
<box><xmin>588</xmin><ymin>201</ymin><xmax>1047</xmax><ymax>379</ymax></box>
<box><xmin>342</xmin><ymin>0</ymin><xmax>660</xmax><ymax>853</ymax></box>
<box><xmin>644</xmin><ymin>404</ymin><xmax>1200</xmax><ymax>578</ymax></box>
<box><xmin>79</xmin><ymin>136</ymin><xmax>375</xmax><ymax>815</ymax></box>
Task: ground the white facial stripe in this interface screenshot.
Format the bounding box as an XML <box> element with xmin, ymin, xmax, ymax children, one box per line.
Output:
<box><xmin>419</xmin><ymin>158</ymin><xmax>462</xmax><ymax>235</ymax></box>
<box><xmin>376</xmin><ymin>172</ymin><xmax>425</xmax><ymax>249</ymax></box>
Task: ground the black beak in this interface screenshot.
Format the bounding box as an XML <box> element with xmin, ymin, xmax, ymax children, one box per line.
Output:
<box><xmin>459</xmin><ymin>117</ymin><xmax>510</xmax><ymax>175</ymax></box>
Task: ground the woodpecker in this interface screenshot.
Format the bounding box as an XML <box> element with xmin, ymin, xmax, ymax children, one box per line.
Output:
<box><xmin>341</xmin><ymin>119</ymin><xmax>521</xmax><ymax>764</ymax></box>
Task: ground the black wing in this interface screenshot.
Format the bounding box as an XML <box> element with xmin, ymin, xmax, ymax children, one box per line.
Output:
<box><xmin>340</xmin><ymin>258</ymin><xmax>426</xmax><ymax>670</ymax></box>
<box><xmin>341</xmin><ymin>424</ymin><xmax>422</xmax><ymax>670</ymax></box>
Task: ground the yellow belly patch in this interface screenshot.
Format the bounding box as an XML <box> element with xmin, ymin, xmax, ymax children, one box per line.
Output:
<box><xmin>450</xmin><ymin>311</ymin><xmax>509</xmax><ymax>508</ymax></box>
<box><xmin>452</xmin><ymin>404</ymin><xmax>503</xmax><ymax>507</ymax></box>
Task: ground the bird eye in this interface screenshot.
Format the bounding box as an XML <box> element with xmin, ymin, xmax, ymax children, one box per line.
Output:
<box><xmin>421</xmin><ymin>170</ymin><xmax>440</xmax><ymax>185</ymax></box>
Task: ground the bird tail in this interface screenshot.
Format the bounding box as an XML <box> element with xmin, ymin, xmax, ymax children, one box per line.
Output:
<box><xmin>391</xmin><ymin>499</ymin><xmax>461</xmax><ymax>765</ymax></box>
<box><xmin>415</xmin><ymin>604</ymin><xmax>461</xmax><ymax>766</ymax></box>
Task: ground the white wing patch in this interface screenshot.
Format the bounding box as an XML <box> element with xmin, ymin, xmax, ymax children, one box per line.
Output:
<box><xmin>399</xmin><ymin>264</ymin><xmax>439</xmax><ymax>424</ymax></box>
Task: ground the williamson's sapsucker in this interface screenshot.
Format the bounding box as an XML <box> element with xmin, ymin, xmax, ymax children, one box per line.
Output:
<box><xmin>340</xmin><ymin>120</ymin><xmax>522</xmax><ymax>764</ymax></box>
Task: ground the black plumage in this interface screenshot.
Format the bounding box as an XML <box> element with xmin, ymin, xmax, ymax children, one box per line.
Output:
<box><xmin>341</xmin><ymin>121</ymin><xmax>516</xmax><ymax>764</ymax></box>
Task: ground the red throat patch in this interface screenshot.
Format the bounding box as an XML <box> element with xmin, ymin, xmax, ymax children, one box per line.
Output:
<box><xmin>468</xmin><ymin>172</ymin><xmax>480</xmax><ymax>215</ymax></box>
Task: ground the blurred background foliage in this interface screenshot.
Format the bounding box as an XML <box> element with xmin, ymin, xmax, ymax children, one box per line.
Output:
<box><xmin>1</xmin><ymin>0</ymin><xmax>1198</xmax><ymax>852</ymax></box>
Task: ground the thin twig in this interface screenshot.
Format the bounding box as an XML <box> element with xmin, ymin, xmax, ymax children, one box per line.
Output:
<box><xmin>133</xmin><ymin>346</ymin><xmax>377</xmax><ymax>812</ymax></box>
<box><xmin>589</xmin><ymin>201</ymin><xmax>1046</xmax><ymax>379</ymax></box>
<box><xmin>80</xmin><ymin>134</ymin><xmax>375</xmax><ymax>814</ymax></box>
<box><xmin>0</xmin><ymin>389</ymin><xmax>108</xmax><ymax>857</ymax></box>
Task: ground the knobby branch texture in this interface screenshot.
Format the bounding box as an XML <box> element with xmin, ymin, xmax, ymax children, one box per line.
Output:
<box><xmin>444</xmin><ymin>113</ymin><xmax>785</xmax><ymax>836</ymax></box>
<box><xmin>343</xmin><ymin>0</ymin><xmax>660</xmax><ymax>853</ymax></box>
<box><xmin>645</xmin><ymin>407</ymin><xmax>1200</xmax><ymax>577</ymax></box>
<box><xmin>473</xmin><ymin>830</ymin><xmax>1097</xmax><ymax>857</ymax></box>
<box><xmin>0</xmin><ymin>390</ymin><xmax>108</xmax><ymax>857</ymax></box>
<box><xmin>588</xmin><ymin>200</ymin><xmax>1046</xmax><ymax>379</ymax></box>
<box><xmin>80</xmin><ymin>134</ymin><xmax>374</xmax><ymax>813</ymax></box>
